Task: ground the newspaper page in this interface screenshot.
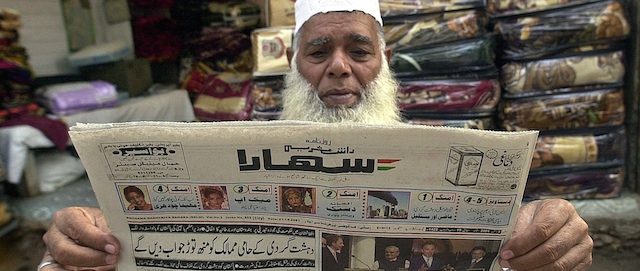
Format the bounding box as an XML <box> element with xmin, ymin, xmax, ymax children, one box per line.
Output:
<box><xmin>69</xmin><ymin>121</ymin><xmax>538</xmax><ymax>271</ymax></box>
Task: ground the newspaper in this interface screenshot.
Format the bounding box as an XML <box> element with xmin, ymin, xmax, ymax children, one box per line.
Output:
<box><xmin>69</xmin><ymin>121</ymin><xmax>538</xmax><ymax>271</ymax></box>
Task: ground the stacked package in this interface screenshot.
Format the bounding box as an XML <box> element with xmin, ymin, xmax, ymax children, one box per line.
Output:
<box><xmin>178</xmin><ymin>0</ymin><xmax>261</xmax><ymax>121</ymax></box>
<box><xmin>0</xmin><ymin>8</ymin><xmax>42</xmax><ymax>121</ymax></box>
<box><xmin>381</xmin><ymin>0</ymin><xmax>501</xmax><ymax>129</ymax></box>
<box><xmin>246</xmin><ymin>0</ymin><xmax>297</xmax><ymax>121</ymax></box>
<box><xmin>490</xmin><ymin>0</ymin><xmax>630</xmax><ymax>199</ymax></box>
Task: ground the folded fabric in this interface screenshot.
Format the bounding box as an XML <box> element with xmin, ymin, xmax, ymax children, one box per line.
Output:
<box><xmin>390</xmin><ymin>34</ymin><xmax>496</xmax><ymax>75</ymax></box>
<box><xmin>487</xmin><ymin>0</ymin><xmax>597</xmax><ymax>16</ymax></box>
<box><xmin>380</xmin><ymin>0</ymin><xmax>483</xmax><ymax>17</ymax></box>
<box><xmin>500</xmin><ymin>87</ymin><xmax>625</xmax><ymax>131</ymax></box>
<box><xmin>385</xmin><ymin>9</ymin><xmax>488</xmax><ymax>52</ymax></box>
<box><xmin>531</xmin><ymin>125</ymin><xmax>625</xmax><ymax>169</ymax></box>
<box><xmin>493</xmin><ymin>0</ymin><xmax>629</xmax><ymax>60</ymax></box>
<box><xmin>397</xmin><ymin>77</ymin><xmax>500</xmax><ymax>111</ymax></box>
<box><xmin>0</xmin><ymin>114</ymin><xmax>68</xmax><ymax>151</ymax></box>
<box><xmin>37</xmin><ymin>81</ymin><xmax>118</xmax><ymax>115</ymax></box>
<box><xmin>525</xmin><ymin>163</ymin><xmax>623</xmax><ymax>200</ymax></box>
<box><xmin>500</xmin><ymin>49</ymin><xmax>625</xmax><ymax>94</ymax></box>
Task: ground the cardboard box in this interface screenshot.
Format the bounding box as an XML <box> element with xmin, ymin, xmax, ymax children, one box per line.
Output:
<box><xmin>80</xmin><ymin>58</ymin><xmax>152</xmax><ymax>97</ymax></box>
<box><xmin>266</xmin><ymin>0</ymin><xmax>295</xmax><ymax>27</ymax></box>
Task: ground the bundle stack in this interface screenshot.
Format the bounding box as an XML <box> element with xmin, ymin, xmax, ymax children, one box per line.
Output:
<box><xmin>489</xmin><ymin>0</ymin><xmax>630</xmax><ymax>199</ymax></box>
<box><xmin>178</xmin><ymin>0</ymin><xmax>261</xmax><ymax>121</ymax></box>
<box><xmin>248</xmin><ymin>0</ymin><xmax>296</xmax><ymax>121</ymax></box>
<box><xmin>0</xmin><ymin>7</ymin><xmax>40</xmax><ymax>121</ymax></box>
<box><xmin>380</xmin><ymin>0</ymin><xmax>501</xmax><ymax>129</ymax></box>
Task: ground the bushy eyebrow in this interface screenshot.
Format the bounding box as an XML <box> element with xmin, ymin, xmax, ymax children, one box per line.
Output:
<box><xmin>306</xmin><ymin>33</ymin><xmax>373</xmax><ymax>47</ymax></box>
<box><xmin>307</xmin><ymin>36</ymin><xmax>331</xmax><ymax>47</ymax></box>
<box><xmin>348</xmin><ymin>33</ymin><xmax>373</xmax><ymax>44</ymax></box>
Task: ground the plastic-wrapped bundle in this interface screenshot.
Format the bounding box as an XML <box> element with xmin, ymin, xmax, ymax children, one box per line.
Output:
<box><xmin>397</xmin><ymin>74</ymin><xmax>500</xmax><ymax>111</ymax></box>
<box><xmin>380</xmin><ymin>0</ymin><xmax>484</xmax><ymax>17</ymax></box>
<box><xmin>184</xmin><ymin>27</ymin><xmax>251</xmax><ymax>62</ymax></box>
<box><xmin>531</xmin><ymin>125</ymin><xmax>625</xmax><ymax>169</ymax></box>
<box><xmin>203</xmin><ymin>1</ymin><xmax>261</xmax><ymax>30</ymax></box>
<box><xmin>384</xmin><ymin>9</ymin><xmax>488</xmax><ymax>52</ymax></box>
<box><xmin>390</xmin><ymin>34</ymin><xmax>495</xmax><ymax>76</ymax></box>
<box><xmin>403</xmin><ymin>110</ymin><xmax>495</xmax><ymax>129</ymax></box>
<box><xmin>251</xmin><ymin>75</ymin><xmax>284</xmax><ymax>121</ymax></box>
<box><xmin>500</xmin><ymin>86</ymin><xmax>625</xmax><ymax>131</ymax></box>
<box><xmin>525</xmin><ymin>163</ymin><xmax>623</xmax><ymax>200</ymax></box>
<box><xmin>487</xmin><ymin>0</ymin><xmax>599</xmax><ymax>17</ymax></box>
<box><xmin>36</xmin><ymin>81</ymin><xmax>118</xmax><ymax>115</ymax></box>
<box><xmin>500</xmin><ymin>48</ymin><xmax>624</xmax><ymax>94</ymax></box>
<box><xmin>493</xmin><ymin>0</ymin><xmax>629</xmax><ymax>60</ymax></box>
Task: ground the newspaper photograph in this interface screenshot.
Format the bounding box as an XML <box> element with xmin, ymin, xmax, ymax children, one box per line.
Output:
<box><xmin>69</xmin><ymin>121</ymin><xmax>538</xmax><ymax>271</ymax></box>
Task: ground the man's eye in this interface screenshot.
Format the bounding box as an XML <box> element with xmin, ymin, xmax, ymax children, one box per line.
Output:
<box><xmin>352</xmin><ymin>49</ymin><xmax>371</xmax><ymax>57</ymax></box>
<box><xmin>310</xmin><ymin>51</ymin><xmax>326</xmax><ymax>57</ymax></box>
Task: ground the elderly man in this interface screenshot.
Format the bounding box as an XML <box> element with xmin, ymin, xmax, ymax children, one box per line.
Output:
<box><xmin>372</xmin><ymin>246</ymin><xmax>410</xmax><ymax>271</ymax></box>
<box><xmin>38</xmin><ymin>0</ymin><xmax>593</xmax><ymax>271</ymax></box>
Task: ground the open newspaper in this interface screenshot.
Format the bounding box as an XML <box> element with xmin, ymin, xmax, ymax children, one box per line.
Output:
<box><xmin>69</xmin><ymin>121</ymin><xmax>538</xmax><ymax>271</ymax></box>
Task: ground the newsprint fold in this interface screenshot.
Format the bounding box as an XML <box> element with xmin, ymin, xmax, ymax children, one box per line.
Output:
<box><xmin>69</xmin><ymin>121</ymin><xmax>538</xmax><ymax>271</ymax></box>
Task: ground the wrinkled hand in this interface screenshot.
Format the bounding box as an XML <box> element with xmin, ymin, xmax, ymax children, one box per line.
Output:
<box><xmin>499</xmin><ymin>199</ymin><xmax>593</xmax><ymax>271</ymax></box>
<box><xmin>40</xmin><ymin>207</ymin><xmax>120</xmax><ymax>271</ymax></box>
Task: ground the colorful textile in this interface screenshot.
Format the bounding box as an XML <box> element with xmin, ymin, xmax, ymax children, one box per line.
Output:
<box><xmin>184</xmin><ymin>27</ymin><xmax>251</xmax><ymax>62</ymax></box>
<box><xmin>390</xmin><ymin>34</ymin><xmax>495</xmax><ymax>75</ymax></box>
<box><xmin>493</xmin><ymin>0</ymin><xmax>629</xmax><ymax>59</ymax></box>
<box><xmin>500</xmin><ymin>49</ymin><xmax>625</xmax><ymax>94</ymax></box>
<box><xmin>385</xmin><ymin>9</ymin><xmax>488</xmax><ymax>51</ymax></box>
<box><xmin>531</xmin><ymin>126</ymin><xmax>625</xmax><ymax>169</ymax></box>
<box><xmin>404</xmin><ymin>111</ymin><xmax>495</xmax><ymax>130</ymax></box>
<box><xmin>487</xmin><ymin>0</ymin><xmax>598</xmax><ymax>16</ymax></box>
<box><xmin>500</xmin><ymin>87</ymin><xmax>625</xmax><ymax>131</ymax></box>
<box><xmin>380</xmin><ymin>0</ymin><xmax>483</xmax><ymax>17</ymax></box>
<box><xmin>525</xmin><ymin>164</ymin><xmax>623</xmax><ymax>200</ymax></box>
<box><xmin>397</xmin><ymin>77</ymin><xmax>500</xmax><ymax>111</ymax></box>
<box><xmin>131</xmin><ymin>15</ymin><xmax>181</xmax><ymax>62</ymax></box>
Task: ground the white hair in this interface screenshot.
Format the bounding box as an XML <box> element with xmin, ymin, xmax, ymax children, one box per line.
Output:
<box><xmin>280</xmin><ymin>48</ymin><xmax>401</xmax><ymax>125</ymax></box>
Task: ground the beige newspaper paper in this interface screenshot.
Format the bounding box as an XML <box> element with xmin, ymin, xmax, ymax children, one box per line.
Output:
<box><xmin>69</xmin><ymin>121</ymin><xmax>538</xmax><ymax>271</ymax></box>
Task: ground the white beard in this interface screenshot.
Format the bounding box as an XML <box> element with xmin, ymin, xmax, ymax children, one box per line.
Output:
<box><xmin>280</xmin><ymin>53</ymin><xmax>401</xmax><ymax>125</ymax></box>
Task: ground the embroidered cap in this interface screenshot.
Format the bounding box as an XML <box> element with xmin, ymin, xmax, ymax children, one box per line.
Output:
<box><xmin>294</xmin><ymin>0</ymin><xmax>383</xmax><ymax>34</ymax></box>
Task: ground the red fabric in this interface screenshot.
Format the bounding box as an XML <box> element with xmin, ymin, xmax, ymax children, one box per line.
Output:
<box><xmin>0</xmin><ymin>115</ymin><xmax>69</xmax><ymax>151</ymax></box>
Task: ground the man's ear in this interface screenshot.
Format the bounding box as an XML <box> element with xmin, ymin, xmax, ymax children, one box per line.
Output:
<box><xmin>286</xmin><ymin>47</ymin><xmax>294</xmax><ymax>68</ymax></box>
<box><xmin>384</xmin><ymin>47</ymin><xmax>392</xmax><ymax>65</ymax></box>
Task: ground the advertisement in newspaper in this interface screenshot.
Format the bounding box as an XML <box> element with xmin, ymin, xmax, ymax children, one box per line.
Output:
<box><xmin>69</xmin><ymin>121</ymin><xmax>538</xmax><ymax>271</ymax></box>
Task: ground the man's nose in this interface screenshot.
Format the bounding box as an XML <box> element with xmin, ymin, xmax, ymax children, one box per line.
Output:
<box><xmin>327</xmin><ymin>50</ymin><xmax>352</xmax><ymax>78</ymax></box>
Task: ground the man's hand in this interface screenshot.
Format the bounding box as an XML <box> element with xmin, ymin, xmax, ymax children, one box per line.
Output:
<box><xmin>40</xmin><ymin>207</ymin><xmax>120</xmax><ymax>270</ymax></box>
<box><xmin>499</xmin><ymin>199</ymin><xmax>593</xmax><ymax>271</ymax></box>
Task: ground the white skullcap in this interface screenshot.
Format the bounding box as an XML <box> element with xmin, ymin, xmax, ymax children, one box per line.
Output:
<box><xmin>294</xmin><ymin>0</ymin><xmax>383</xmax><ymax>34</ymax></box>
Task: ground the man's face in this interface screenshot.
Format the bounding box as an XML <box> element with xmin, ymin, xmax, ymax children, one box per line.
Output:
<box><xmin>281</xmin><ymin>11</ymin><xmax>400</xmax><ymax>125</ymax></box>
<box><xmin>331</xmin><ymin>238</ymin><xmax>344</xmax><ymax>251</ymax></box>
<box><xmin>384</xmin><ymin>248</ymin><xmax>399</xmax><ymax>260</ymax></box>
<box><xmin>421</xmin><ymin>244</ymin><xmax>436</xmax><ymax>257</ymax></box>
<box><xmin>294</xmin><ymin>11</ymin><xmax>385</xmax><ymax>107</ymax></box>
<box><xmin>471</xmin><ymin>249</ymin><xmax>485</xmax><ymax>260</ymax></box>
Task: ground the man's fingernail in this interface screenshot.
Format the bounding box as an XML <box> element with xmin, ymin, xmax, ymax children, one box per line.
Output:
<box><xmin>106</xmin><ymin>254</ymin><xmax>117</xmax><ymax>265</ymax></box>
<box><xmin>501</xmin><ymin>250</ymin><xmax>515</xmax><ymax>260</ymax></box>
<box><xmin>105</xmin><ymin>244</ymin><xmax>116</xmax><ymax>254</ymax></box>
<box><xmin>499</xmin><ymin>258</ymin><xmax>511</xmax><ymax>268</ymax></box>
